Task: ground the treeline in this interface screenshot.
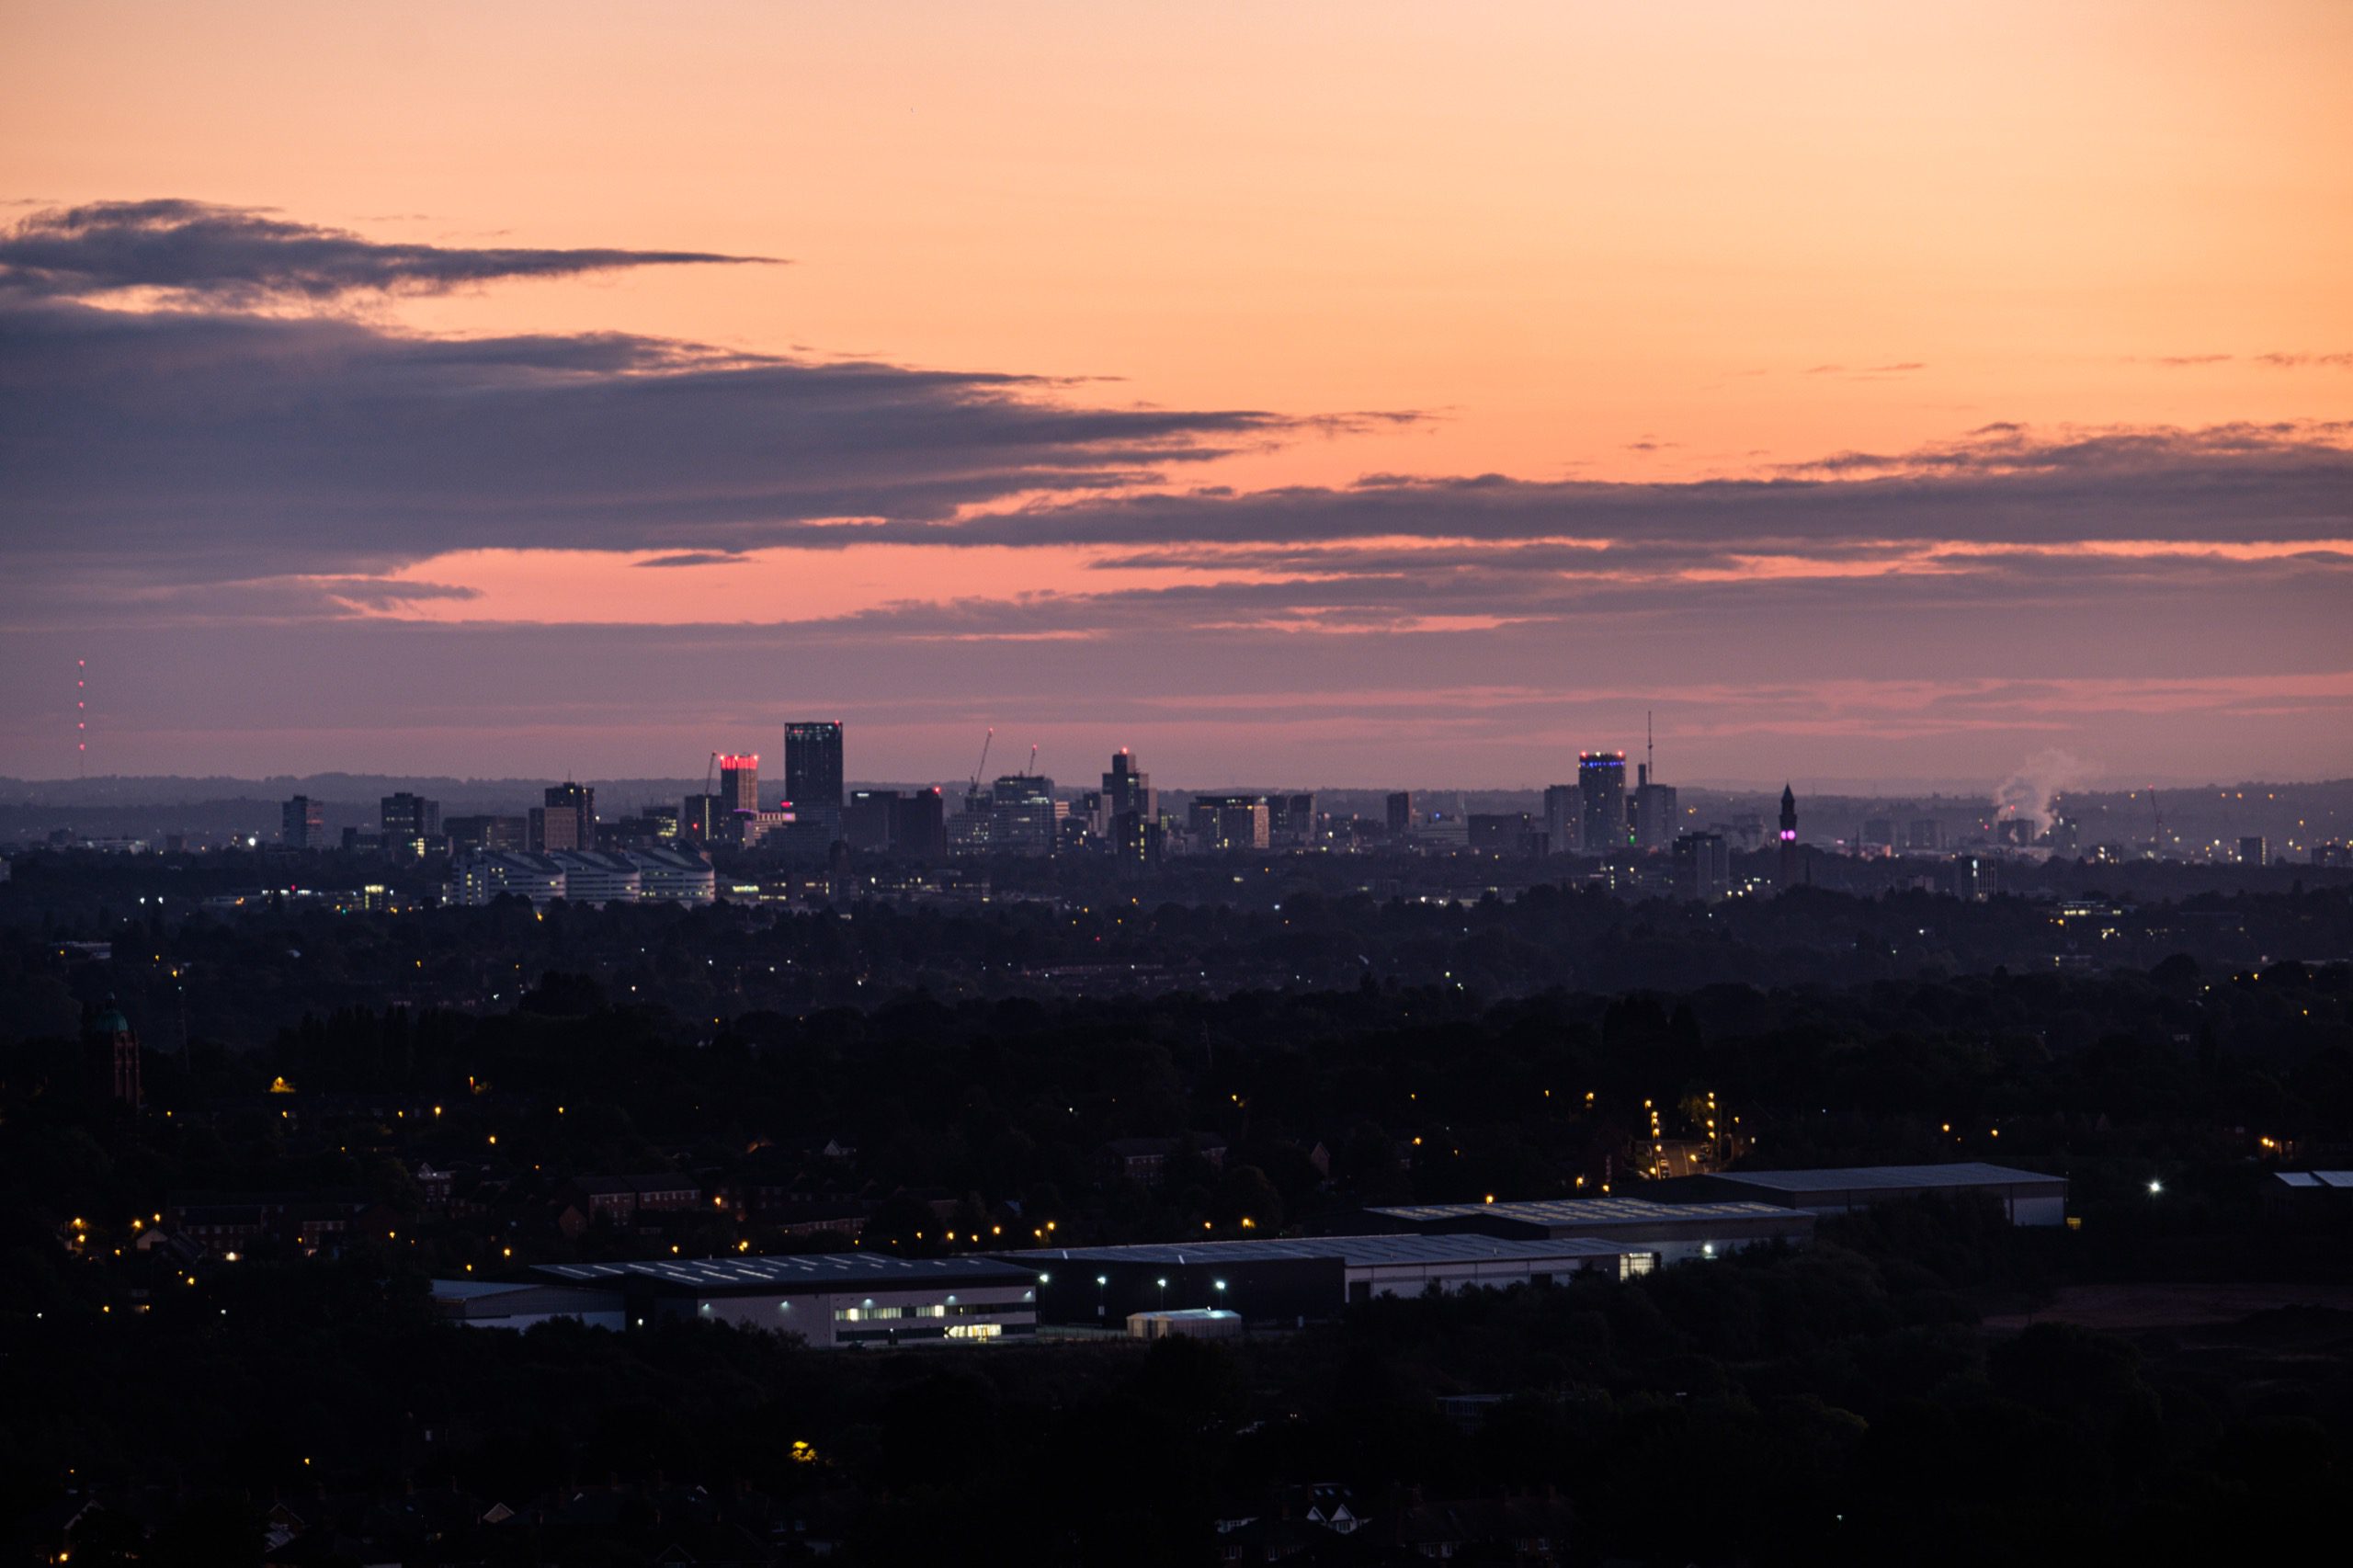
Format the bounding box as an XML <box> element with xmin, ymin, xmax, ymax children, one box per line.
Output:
<box><xmin>6</xmin><ymin>961</ymin><xmax>2349</xmax><ymax>1270</ymax></box>
<box><xmin>6</xmin><ymin>872</ymin><xmax>2352</xmax><ymax>1050</ymax></box>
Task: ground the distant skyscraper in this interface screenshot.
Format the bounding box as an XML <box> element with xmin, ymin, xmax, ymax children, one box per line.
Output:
<box><xmin>1112</xmin><ymin>805</ymin><xmax>1162</xmax><ymax>872</ymax></box>
<box><xmin>529</xmin><ymin>804</ymin><xmax>579</xmax><ymax>853</ymax></box>
<box><xmin>546</xmin><ymin>781</ymin><xmax>594</xmax><ymax>817</ymax></box>
<box><xmin>784</xmin><ymin>722</ymin><xmax>845</xmax><ymax>832</ymax></box>
<box><xmin>445</xmin><ymin>814</ymin><xmax>527</xmax><ymax>853</ymax></box>
<box><xmin>1099</xmin><ymin>751</ymin><xmax>1158</xmax><ymax>869</ymax></box>
<box><xmin>1541</xmin><ymin>784</ymin><xmax>1578</xmax><ymax>857</ymax></box>
<box><xmin>989</xmin><ymin>774</ymin><xmax>1061</xmax><ymax>856</ymax></box>
<box><xmin>1385</xmin><ymin>791</ymin><xmax>1415</xmax><ymax>837</ymax></box>
<box><xmin>532</xmin><ymin>782</ymin><xmax>594</xmax><ymax>853</ymax></box>
<box><xmin>1673</xmin><ymin>832</ymin><xmax>1731</xmax><ymax>902</ymax></box>
<box><xmin>1946</xmin><ymin>853</ymin><xmax>1995</xmax><ymax>902</ymax></box>
<box><xmin>1102</xmin><ymin>748</ymin><xmax>1156</xmax><ymax>822</ymax></box>
<box><xmin>1269</xmin><ymin>792</ymin><xmax>1317</xmax><ymax>847</ymax></box>
<box><xmin>2239</xmin><ymin>835</ymin><xmax>2268</xmax><ymax>868</ymax></box>
<box><xmin>1577</xmin><ymin>752</ymin><xmax>1627</xmax><ymax>853</ymax></box>
<box><xmin>1778</xmin><ymin>784</ymin><xmax>1802</xmax><ymax>887</ymax></box>
<box><xmin>281</xmin><ymin>795</ymin><xmax>324</xmax><ymax>850</ymax></box>
<box><xmin>718</xmin><ymin>754</ymin><xmax>760</xmax><ymax>816</ymax></box>
<box><xmin>839</xmin><ymin>787</ymin><xmax>944</xmax><ymax>857</ymax></box>
<box><xmin>85</xmin><ymin>998</ymin><xmax>141</xmax><ymax>1108</ymax></box>
<box><xmin>892</xmin><ymin>789</ymin><xmax>947</xmax><ymax>859</ymax></box>
<box><xmin>1632</xmin><ymin>763</ymin><xmax>1678</xmax><ymax>852</ymax></box>
<box><xmin>381</xmin><ymin>791</ymin><xmax>440</xmax><ymax>855</ymax></box>
<box><xmin>843</xmin><ymin>789</ymin><xmax>895</xmax><ymax>850</ymax></box>
<box><xmin>1189</xmin><ymin>794</ymin><xmax>1270</xmax><ymax>852</ymax></box>
<box><xmin>1469</xmin><ymin>812</ymin><xmax>1540</xmax><ymax>856</ymax></box>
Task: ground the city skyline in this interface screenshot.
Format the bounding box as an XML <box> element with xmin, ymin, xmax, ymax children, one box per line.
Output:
<box><xmin>5</xmin><ymin>3</ymin><xmax>2350</xmax><ymax>784</ymax></box>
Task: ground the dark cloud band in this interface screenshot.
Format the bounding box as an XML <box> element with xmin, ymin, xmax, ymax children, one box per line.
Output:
<box><xmin>0</xmin><ymin>199</ymin><xmax>773</xmax><ymax>302</ymax></box>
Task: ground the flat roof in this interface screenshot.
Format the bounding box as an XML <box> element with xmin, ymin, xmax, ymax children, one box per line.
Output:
<box><xmin>2276</xmin><ymin>1171</ymin><xmax>2353</xmax><ymax>1189</ymax></box>
<box><xmin>428</xmin><ymin>1278</ymin><xmax>554</xmax><ymax>1300</ymax></box>
<box><xmin>1370</xmin><ymin>1197</ymin><xmax>1802</xmax><ymax>1228</ymax></box>
<box><xmin>1707</xmin><ymin>1163</ymin><xmax>2064</xmax><ymax>1193</ymax></box>
<box><xmin>536</xmin><ymin>1254</ymin><xmax>1037</xmax><ymax>1294</ymax></box>
<box><xmin>1030</xmin><ymin>1233</ymin><xmax>1633</xmax><ymax>1268</ymax></box>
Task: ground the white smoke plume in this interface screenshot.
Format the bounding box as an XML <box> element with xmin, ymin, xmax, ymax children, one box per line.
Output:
<box><xmin>1995</xmin><ymin>748</ymin><xmax>2095</xmax><ymax>834</ymax></box>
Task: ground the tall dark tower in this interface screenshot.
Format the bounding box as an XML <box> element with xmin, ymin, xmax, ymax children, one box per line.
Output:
<box><xmin>1577</xmin><ymin>752</ymin><xmax>1628</xmax><ymax>853</ymax></box>
<box><xmin>717</xmin><ymin>754</ymin><xmax>760</xmax><ymax>815</ymax></box>
<box><xmin>540</xmin><ymin>781</ymin><xmax>595</xmax><ymax>850</ymax></box>
<box><xmin>85</xmin><ymin>996</ymin><xmax>142</xmax><ymax>1108</ymax></box>
<box><xmin>1778</xmin><ymin>784</ymin><xmax>1802</xmax><ymax>888</ymax></box>
<box><xmin>784</xmin><ymin>722</ymin><xmax>845</xmax><ymax>835</ymax></box>
<box><xmin>1101</xmin><ymin>747</ymin><xmax>1154</xmax><ymax>822</ymax></box>
<box><xmin>1103</xmin><ymin>749</ymin><xmax>1159</xmax><ymax>873</ymax></box>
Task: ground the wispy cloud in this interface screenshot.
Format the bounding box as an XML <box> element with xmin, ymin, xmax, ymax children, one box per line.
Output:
<box><xmin>0</xmin><ymin>199</ymin><xmax>775</xmax><ymax>304</ymax></box>
<box><xmin>2142</xmin><ymin>350</ymin><xmax>2352</xmax><ymax>369</ymax></box>
<box><xmin>636</xmin><ymin>551</ymin><xmax>751</xmax><ymax>569</ymax></box>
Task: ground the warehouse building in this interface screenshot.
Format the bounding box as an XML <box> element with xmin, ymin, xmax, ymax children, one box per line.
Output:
<box><xmin>1652</xmin><ymin>1163</ymin><xmax>2069</xmax><ymax>1225</ymax></box>
<box><xmin>1023</xmin><ymin>1233</ymin><xmax>1646</xmax><ymax>1327</ymax></box>
<box><xmin>438</xmin><ymin>1255</ymin><xmax>1044</xmax><ymax>1346</ymax></box>
<box><xmin>1359</xmin><ymin>1197</ymin><xmax>1813</xmax><ymax>1263</ymax></box>
<box><xmin>1128</xmin><ymin>1307</ymin><xmax>1244</xmax><ymax>1340</ymax></box>
<box><xmin>429</xmin><ymin>1278</ymin><xmax>624</xmax><ymax>1331</ymax></box>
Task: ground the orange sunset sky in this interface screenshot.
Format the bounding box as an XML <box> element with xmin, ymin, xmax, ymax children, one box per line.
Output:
<box><xmin>2</xmin><ymin>0</ymin><xmax>2349</xmax><ymax>787</ymax></box>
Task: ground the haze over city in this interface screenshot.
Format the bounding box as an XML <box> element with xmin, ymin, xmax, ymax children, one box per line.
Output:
<box><xmin>4</xmin><ymin>1</ymin><xmax>2350</xmax><ymax>786</ymax></box>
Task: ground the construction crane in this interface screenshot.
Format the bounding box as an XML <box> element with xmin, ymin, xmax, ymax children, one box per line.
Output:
<box><xmin>1027</xmin><ymin>743</ymin><xmax>1039</xmax><ymax>776</ymax></box>
<box><xmin>695</xmin><ymin>751</ymin><xmax>720</xmax><ymax>838</ymax></box>
<box><xmin>970</xmin><ymin>727</ymin><xmax>994</xmax><ymax>790</ymax></box>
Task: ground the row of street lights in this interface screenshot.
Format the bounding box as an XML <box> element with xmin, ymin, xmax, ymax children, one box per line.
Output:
<box><xmin>1066</xmin><ymin>1271</ymin><xmax>1230</xmax><ymax>1320</ymax></box>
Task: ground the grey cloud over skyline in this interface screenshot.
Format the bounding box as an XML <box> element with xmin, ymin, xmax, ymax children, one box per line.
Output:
<box><xmin>0</xmin><ymin>199</ymin><xmax>773</xmax><ymax>303</ymax></box>
<box><xmin>0</xmin><ymin>295</ymin><xmax>1287</xmax><ymax>579</ymax></box>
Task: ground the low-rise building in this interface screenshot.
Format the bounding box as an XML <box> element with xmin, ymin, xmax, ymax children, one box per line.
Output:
<box><xmin>570</xmin><ymin>1173</ymin><xmax>703</xmax><ymax>1225</ymax></box>
<box><xmin>623</xmin><ymin>847</ymin><xmax>717</xmax><ymax>904</ymax></box>
<box><xmin>1027</xmin><ymin>1232</ymin><xmax>1649</xmax><ymax>1326</ymax></box>
<box><xmin>1654</xmin><ymin>1162</ymin><xmax>2069</xmax><ymax>1225</ymax></box>
<box><xmin>1129</xmin><ymin>1307</ymin><xmax>1244</xmax><ymax>1339</ymax></box>
<box><xmin>449</xmin><ymin>851</ymin><xmax>567</xmax><ymax>906</ymax></box>
<box><xmin>526</xmin><ymin>1255</ymin><xmax>1040</xmax><ymax>1346</ymax></box>
<box><xmin>165</xmin><ymin>1188</ymin><xmax>376</xmax><ymax>1258</ymax></box>
<box><xmin>545</xmin><ymin>850</ymin><xmax>642</xmax><ymax>905</ymax></box>
<box><xmin>1360</xmin><ymin>1196</ymin><xmax>1813</xmax><ymax>1263</ymax></box>
<box><xmin>1097</xmin><ymin>1135</ymin><xmax>1229</xmax><ymax>1186</ymax></box>
<box><xmin>429</xmin><ymin>1278</ymin><xmax>626</xmax><ymax>1331</ymax></box>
